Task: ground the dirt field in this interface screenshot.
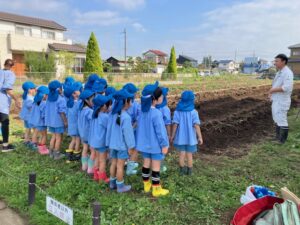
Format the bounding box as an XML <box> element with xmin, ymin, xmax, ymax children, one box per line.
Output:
<box><xmin>169</xmin><ymin>83</ymin><xmax>300</xmax><ymax>158</ymax></box>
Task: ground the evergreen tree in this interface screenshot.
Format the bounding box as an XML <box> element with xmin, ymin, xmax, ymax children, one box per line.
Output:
<box><xmin>84</xmin><ymin>32</ymin><xmax>103</xmax><ymax>80</ymax></box>
<box><xmin>166</xmin><ymin>46</ymin><xmax>177</xmax><ymax>79</ymax></box>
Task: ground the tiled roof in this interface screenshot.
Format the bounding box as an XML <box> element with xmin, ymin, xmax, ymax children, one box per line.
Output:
<box><xmin>144</xmin><ymin>49</ymin><xmax>167</xmax><ymax>56</ymax></box>
<box><xmin>48</xmin><ymin>43</ymin><xmax>86</xmax><ymax>53</ymax></box>
<box><xmin>0</xmin><ymin>11</ymin><xmax>66</xmax><ymax>31</ymax></box>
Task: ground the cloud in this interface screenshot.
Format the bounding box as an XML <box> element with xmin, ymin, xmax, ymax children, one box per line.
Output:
<box><xmin>132</xmin><ymin>22</ymin><xmax>146</xmax><ymax>32</ymax></box>
<box><xmin>173</xmin><ymin>0</ymin><xmax>300</xmax><ymax>61</ymax></box>
<box><xmin>73</xmin><ymin>10</ymin><xmax>130</xmax><ymax>26</ymax></box>
<box><xmin>106</xmin><ymin>0</ymin><xmax>145</xmax><ymax>10</ymax></box>
<box><xmin>0</xmin><ymin>0</ymin><xmax>67</xmax><ymax>13</ymax></box>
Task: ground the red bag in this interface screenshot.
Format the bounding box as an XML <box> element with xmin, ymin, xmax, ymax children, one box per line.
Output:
<box><xmin>231</xmin><ymin>196</ymin><xmax>284</xmax><ymax>225</ymax></box>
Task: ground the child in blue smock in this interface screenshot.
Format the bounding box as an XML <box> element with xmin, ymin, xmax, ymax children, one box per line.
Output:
<box><xmin>89</xmin><ymin>94</ymin><xmax>112</xmax><ymax>183</ymax></box>
<box><xmin>105</xmin><ymin>87</ymin><xmax>116</xmax><ymax>113</ymax></box>
<box><xmin>19</xmin><ymin>81</ymin><xmax>36</xmax><ymax>147</ymax></box>
<box><xmin>45</xmin><ymin>80</ymin><xmax>68</xmax><ymax>160</ymax></box>
<box><xmin>78</xmin><ymin>89</ymin><xmax>95</xmax><ymax>174</ymax></box>
<box><xmin>123</xmin><ymin>83</ymin><xmax>140</xmax><ymax>175</ymax></box>
<box><xmin>29</xmin><ymin>86</ymin><xmax>49</xmax><ymax>155</ymax></box>
<box><xmin>171</xmin><ymin>91</ymin><xmax>203</xmax><ymax>176</ymax></box>
<box><xmin>136</xmin><ymin>81</ymin><xmax>169</xmax><ymax>197</ymax></box>
<box><xmin>64</xmin><ymin>81</ymin><xmax>82</xmax><ymax>163</ymax></box>
<box><xmin>106</xmin><ymin>89</ymin><xmax>135</xmax><ymax>193</ymax></box>
<box><xmin>156</xmin><ymin>87</ymin><xmax>171</xmax><ymax>173</ymax></box>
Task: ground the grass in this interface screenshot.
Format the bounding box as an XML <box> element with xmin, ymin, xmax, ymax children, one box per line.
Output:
<box><xmin>0</xmin><ymin>110</ymin><xmax>299</xmax><ymax>225</ymax></box>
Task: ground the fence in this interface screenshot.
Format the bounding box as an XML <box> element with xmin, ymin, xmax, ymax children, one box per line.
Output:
<box><xmin>0</xmin><ymin>167</ymin><xmax>103</xmax><ymax>225</ymax></box>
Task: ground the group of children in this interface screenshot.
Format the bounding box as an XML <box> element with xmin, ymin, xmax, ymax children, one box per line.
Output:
<box><xmin>19</xmin><ymin>74</ymin><xmax>203</xmax><ymax>197</ymax></box>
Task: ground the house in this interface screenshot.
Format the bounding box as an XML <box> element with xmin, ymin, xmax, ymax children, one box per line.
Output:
<box><xmin>288</xmin><ymin>43</ymin><xmax>300</xmax><ymax>75</ymax></box>
<box><xmin>106</xmin><ymin>56</ymin><xmax>135</xmax><ymax>72</ymax></box>
<box><xmin>143</xmin><ymin>50</ymin><xmax>168</xmax><ymax>73</ymax></box>
<box><xmin>49</xmin><ymin>43</ymin><xmax>86</xmax><ymax>75</ymax></box>
<box><xmin>243</xmin><ymin>57</ymin><xmax>268</xmax><ymax>74</ymax></box>
<box><xmin>177</xmin><ymin>55</ymin><xmax>198</xmax><ymax>68</ymax></box>
<box><xmin>0</xmin><ymin>11</ymin><xmax>86</xmax><ymax>77</ymax></box>
<box><xmin>218</xmin><ymin>60</ymin><xmax>237</xmax><ymax>72</ymax></box>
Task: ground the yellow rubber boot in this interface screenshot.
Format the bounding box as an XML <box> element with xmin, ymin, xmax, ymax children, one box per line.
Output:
<box><xmin>143</xmin><ymin>180</ymin><xmax>152</xmax><ymax>193</ymax></box>
<box><xmin>152</xmin><ymin>185</ymin><xmax>169</xmax><ymax>197</ymax></box>
<box><xmin>65</xmin><ymin>149</ymin><xmax>73</xmax><ymax>163</ymax></box>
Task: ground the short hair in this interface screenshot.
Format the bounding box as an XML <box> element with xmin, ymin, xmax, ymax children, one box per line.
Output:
<box><xmin>4</xmin><ymin>59</ymin><xmax>14</xmax><ymax>67</ymax></box>
<box><xmin>275</xmin><ymin>54</ymin><xmax>288</xmax><ymax>64</ymax></box>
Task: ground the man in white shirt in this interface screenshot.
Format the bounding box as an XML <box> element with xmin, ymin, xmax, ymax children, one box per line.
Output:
<box><xmin>269</xmin><ymin>54</ymin><xmax>294</xmax><ymax>144</ymax></box>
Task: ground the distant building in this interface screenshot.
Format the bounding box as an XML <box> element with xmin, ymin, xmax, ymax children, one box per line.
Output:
<box><xmin>0</xmin><ymin>11</ymin><xmax>86</xmax><ymax>77</ymax></box>
<box><xmin>218</xmin><ymin>59</ymin><xmax>238</xmax><ymax>73</ymax></box>
<box><xmin>288</xmin><ymin>43</ymin><xmax>300</xmax><ymax>75</ymax></box>
<box><xmin>243</xmin><ymin>57</ymin><xmax>268</xmax><ymax>74</ymax></box>
<box><xmin>143</xmin><ymin>50</ymin><xmax>168</xmax><ymax>74</ymax></box>
<box><xmin>106</xmin><ymin>56</ymin><xmax>134</xmax><ymax>72</ymax></box>
<box><xmin>177</xmin><ymin>55</ymin><xmax>198</xmax><ymax>68</ymax></box>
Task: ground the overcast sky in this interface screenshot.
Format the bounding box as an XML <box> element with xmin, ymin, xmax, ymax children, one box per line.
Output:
<box><xmin>0</xmin><ymin>0</ymin><xmax>299</xmax><ymax>62</ymax></box>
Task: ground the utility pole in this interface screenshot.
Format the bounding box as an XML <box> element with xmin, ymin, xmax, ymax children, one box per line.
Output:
<box><xmin>234</xmin><ymin>49</ymin><xmax>237</xmax><ymax>62</ymax></box>
<box><xmin>122</xmin><ymin>28</ymin><xmax>127</xmax><ymax>72</ymax></box>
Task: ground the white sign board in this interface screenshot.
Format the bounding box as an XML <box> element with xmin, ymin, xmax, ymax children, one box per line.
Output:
<box><xmin>46</xmin><ymin>196</ymin><xmax>73</xmax><ymax>225</ymax></box>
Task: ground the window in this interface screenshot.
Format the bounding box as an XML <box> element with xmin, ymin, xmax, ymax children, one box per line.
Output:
<box><xmin>42</xmin><ymin>30</ymin><xmax>55</xmax><ymax>40</ymax></box>
<box><xmin>292</xmin><ymin>50</ymin><xmax>300</xmax><ymax>56</ymax></box>
<box><xmin>73</xmin><ymin>57</ymin><xmax>85</xmax><ymax>74</ymax></box>
<box><xmin>16</xmin><ymin>26</ymin><xmax>31</xmax><ymax>36</ymax></box>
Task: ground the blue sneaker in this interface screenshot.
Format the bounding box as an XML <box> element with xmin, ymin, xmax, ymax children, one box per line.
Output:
<box><xmin>116</xmin><ymin>181</ymin><xmax>131</xmax><ymax>193</ymax></box>
<box><xmin>28</xmin><ymin>142</ymin><xmax>38</xmax><ymax>151</ymax></box>
<box><xmin>110</xmin><ymin>178</ymin><xmax>117</xmax><ymax>190</ymax></box>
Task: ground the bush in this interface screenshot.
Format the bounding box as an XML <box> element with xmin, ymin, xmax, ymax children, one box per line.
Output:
<box><xmin>24</xmin><ymin>51</ymin><xmax>56</xmax><ymax>83</ymax></box>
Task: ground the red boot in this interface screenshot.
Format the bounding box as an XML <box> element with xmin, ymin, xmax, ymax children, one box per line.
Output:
<box><xmin>98</xmin><ymin>172</ymin><xmax>110</xmax><ymax>184</ymax></box>
<box><xmin>93</xmin><ymin>167</ymin><xmax>99</xmax><ymax>181</ymax></box>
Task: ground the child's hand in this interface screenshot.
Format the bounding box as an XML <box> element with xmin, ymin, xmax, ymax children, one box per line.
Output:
<box><xmin>162</xmin><ymin>147</ymin><xmax>168</xmax><ymax>155</ymax></box>
<box><xmin>198</xmin><ymin>137</ymin><xmax>203</xmax><ymax>145</ymax></box>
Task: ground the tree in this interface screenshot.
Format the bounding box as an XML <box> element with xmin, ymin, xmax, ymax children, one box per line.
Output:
<box><xmin>133</xmin><ymin>57</ymin><xmax>156</xmax><ymax>73</ymax></box>
<box><xmin>165</xmin><ymin>46</ymin><xmax>177</xmax><ymax>80</ymax></box>
<box><xmin>84</xmin><ymin>32</ymin><xmax>103</xmax><ymax>80</ymax></box>
<box><xmin>24</xmin><ymin>51</ymin><xmax>56</xmax><ymax>82</ymax></box>
<box><xmin>56</xmin><ymin>51</ymin><xmax>75</xmax><ymax>75</ymax></box>
<box><xmin>103</xmin><ymin>62</ymin><xmax>112</xmax><ymax>72</ymax></box>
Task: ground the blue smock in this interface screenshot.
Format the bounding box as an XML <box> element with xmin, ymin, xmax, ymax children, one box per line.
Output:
<box><xmin>136</xmin><ymin>107</ymin><xmax>169</xmax><ymax>154</ymax></box>
<box><xmin>173</xmin><ymin>109</ymin><xmax>201</xmax><ymax>146</ymax></box>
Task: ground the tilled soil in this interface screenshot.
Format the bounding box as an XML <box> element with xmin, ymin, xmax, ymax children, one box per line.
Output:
<box><xmin>169</xmin><ymin>84</ymin><xmax>300</xmax><ymax>158</ymax></box>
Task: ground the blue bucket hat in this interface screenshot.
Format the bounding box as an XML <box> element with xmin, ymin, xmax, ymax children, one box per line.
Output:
<box><xmin>98</xmin><ymin>78</ymin><xmax>107</xmax><ymax>88</ymax></box>
<box><xmin>64</xmin><ymin>82</ymin><xmax>83</xmax><ymax>108</ymax></box>
<box><xmin>48</xmin><ymin>80</ymin><xmax>62</xmax><ymax>102</ymax></box>
<box><xmin>92</xmin><ymin>95</ymin><xmax>113</xmax><ymax>118</ymax></box>
<box><xmin>176</xmin><ymin>90</ymin><xmax>195</xmax><ymax>112</ymax></box>
<box><xmin>156</xmin><ymin>87</ymin><xmax>169</xmax><ymax>109</ymax></box>
<box><xmin>63</xmin><ymin>76</ymin><xmax>75</xmax><ymax>89</ymax></box>
<box><xmin>79</xmin><ymin>89</ymin><xmax>95</xmax><ymax>109</ymax></box>
<box><xmin>34</xmin><ymin>86</ymin><xmax>49</xmax><ymax>103</ymax></box>
<box><xmin>141</xmin><ymin>81</ymin><xmax>159</xmax><ymax>112</ymax></box>
<box><xmin>123</xmin><ymin>83</ymin><xmax>139</xmax><ymax>95</ymax></box>
<box><xmin>105</xmin><ymin>86</ymin><xmax>116</xmax><ymax>96</ymax></box>
<box><xmin>84</xmin><ymin>74</ymin><xmax>99</xmax><ymax>91</ymax></box>
<box><xmin>73</xmin><ymin>81</ymin><xmax>83</xmax><ymax>93</ymax></box>
<box><xmin>92</xmin><ymin>80</ymin><xmax>105</xmax><ymax>93</ymax></box>
<box><xmin>112</xmin><ymin>89</ymin><xmax>134</xmax><ymax>114</ymax></box>
<box><xmin>22</xmin><ymin>81</ymin><xmax>36</xmax><ymax>100</ymax></box>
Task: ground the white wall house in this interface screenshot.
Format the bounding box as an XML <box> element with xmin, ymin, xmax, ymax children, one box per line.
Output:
<box><xmin>143</xmin><ymin>50</ymin><xmax>168</xmax><ymax>73</ymax></box>
<box><xmin>218</xmin><ymin>60</ymin><xmax>237</xmax><ymax>73</ymax></box>
<box><xmin>0</xmin><ymin>11</ymin><xmax>86</xmax><ymax>77</ymax></box>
